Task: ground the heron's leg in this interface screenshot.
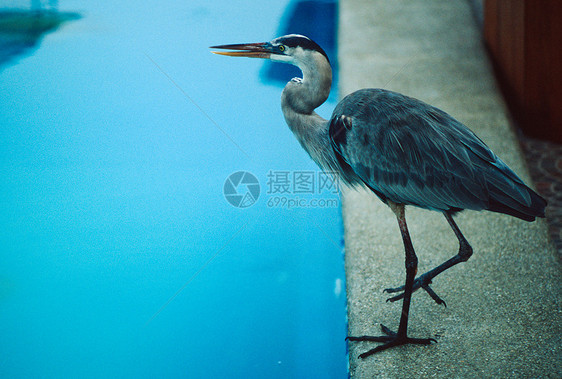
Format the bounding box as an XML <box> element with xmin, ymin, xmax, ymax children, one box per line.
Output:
<box><xmin>384</xmin><ymin>211</ymin><xmax>473</xmax><ymax>306</ymax></box>
<box><xmin>394</xmin><ymin>203</ymin><xmax>417</xmax><ymax>338</ymax></box>
<box><xmin>347</xmin><ymin>204</ymin><xmax>435</xmax><ymax>358</ymax></box>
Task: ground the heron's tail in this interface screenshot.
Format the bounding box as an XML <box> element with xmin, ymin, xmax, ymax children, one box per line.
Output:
<box><xmin>487</xmin><ymin>186</ymin><xmax>546</xmax><ymax>221</ymax></box>
<box><xmin>485</xmin><ymin>159</ymin><xmax>547</xmax><ymax>222</ymax></box>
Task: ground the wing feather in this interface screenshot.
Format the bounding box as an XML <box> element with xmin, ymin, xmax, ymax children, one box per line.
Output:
<box><xmin>329</xmin><ymin>89</ymin><xmax>546</xmax><ymax>219</ymax></box>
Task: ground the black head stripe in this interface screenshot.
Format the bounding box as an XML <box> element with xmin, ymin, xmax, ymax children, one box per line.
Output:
<box><xmin>278</xmin><ymin>35</ymin><xmax>330</xmax><ymax>63</ymax></box>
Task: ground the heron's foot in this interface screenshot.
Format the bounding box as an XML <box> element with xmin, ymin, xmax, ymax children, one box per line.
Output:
<box><xmin>384</xmin><ymin>273</ymin><xmax>446</xmax><ymax>306</ymax></box>
<box><xmin>347</xmin><ymin>324</ymin><xmax>436</xmax><ymax>358</ymax></box>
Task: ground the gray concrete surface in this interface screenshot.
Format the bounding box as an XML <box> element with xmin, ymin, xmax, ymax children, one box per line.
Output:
<box><xmin>339</xmin><ymin>1</ymin><xmax>562</xmax><ymax>377</ymax></box>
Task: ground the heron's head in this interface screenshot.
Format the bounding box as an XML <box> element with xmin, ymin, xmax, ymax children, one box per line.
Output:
<box><xmin>210</xmin><ymin>34</ymin><xmax>330</xmax><ymax>69</ymax></box>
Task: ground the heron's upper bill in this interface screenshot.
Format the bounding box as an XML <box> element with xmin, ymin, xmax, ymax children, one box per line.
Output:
<box><xmin>210</xmin><ymin>42</ymin><xmax>272</xmax><ymax>59</ymax></box>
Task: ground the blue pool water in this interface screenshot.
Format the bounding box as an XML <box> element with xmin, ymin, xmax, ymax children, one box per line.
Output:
<box><xmin>0</xmin><ymin>1</ymin><xmax>346</xmax><ymax>377</ymax></box>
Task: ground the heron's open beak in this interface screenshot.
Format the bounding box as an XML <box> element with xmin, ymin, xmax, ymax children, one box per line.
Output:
<box><xmin>210</xmin><ymin>42</ymin><xmax>272</xmax><ymax>58</ymax></box>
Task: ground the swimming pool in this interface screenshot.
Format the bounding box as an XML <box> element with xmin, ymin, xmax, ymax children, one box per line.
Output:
<box><xmin>0</xmin><ymin>1</ymin><xmax>346</xmax><ymax>377</ymax></box>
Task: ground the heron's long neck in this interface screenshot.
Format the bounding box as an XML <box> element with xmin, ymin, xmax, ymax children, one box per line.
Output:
<box><xmin>281</xmin><ymin>57</ymin><xmax>334</xmax><ymax>170</ymax></box>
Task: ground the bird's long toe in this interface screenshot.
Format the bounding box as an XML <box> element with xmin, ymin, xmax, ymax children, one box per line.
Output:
<box><xmin>383</xmin><ymin>278</ymin><xmax>423</xmax><ymax>296</ymax></box>
<box><xmin>348</xmin><ymin>324</ymin><xmax>436</xmax><ymax>358</ymax></box>
<box><xmin>384</xmin><ymin>274</ymin><xmax>425</xmax><ymax>294</ymax></box>
<box><xmin>384</xmin><ymin>275</ymin><xmax>446</xmax><ymax>306</ymax></box>
<box><xmin>383</xmin><ymin>284</ymin><xmax>405</xmax><ymax>294</ymax></box>
<box><xmin>423</xmin><ymin>284</ymin><xmax>446</xmax><ymax>306</ymax></box>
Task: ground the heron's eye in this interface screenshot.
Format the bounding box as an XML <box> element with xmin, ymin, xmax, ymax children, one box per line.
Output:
<box><xmin>279</xmin><ymin>45</ymin><xmax>286</xmax><ymax>52</ymax></box>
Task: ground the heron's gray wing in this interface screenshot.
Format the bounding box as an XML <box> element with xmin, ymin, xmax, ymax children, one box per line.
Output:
<box><xmin>329</xmin><ymin>89</ymin><xmax>544</xmax><ymax>218</ymax></box>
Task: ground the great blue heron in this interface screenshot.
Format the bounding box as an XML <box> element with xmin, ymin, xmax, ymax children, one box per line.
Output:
<box><xmin>211</xmin><ymin>34</ymin><xmax>547</xmax><ymax>358</ymax></box>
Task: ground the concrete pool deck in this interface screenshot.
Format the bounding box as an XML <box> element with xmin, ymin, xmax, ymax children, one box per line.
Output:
<box><xmin>338</xmin><ymin>1</ymin><xmax>562</xmax><ymax>377</ymax></box>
